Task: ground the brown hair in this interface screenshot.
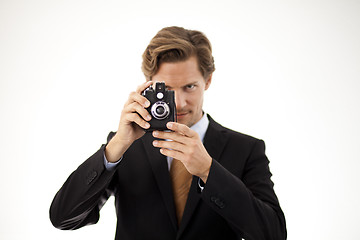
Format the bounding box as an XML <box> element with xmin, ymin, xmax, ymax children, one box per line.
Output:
<box><xmin>142</xmin><ymin>26</ymin><xmax>215</xmax><ymax>80</ymax></box>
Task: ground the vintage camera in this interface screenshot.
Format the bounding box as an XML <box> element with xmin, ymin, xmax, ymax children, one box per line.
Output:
<box><xmin>142</xmin><ymin>82</ymin><xmax>176</xmax><ymax>131</ymax></box>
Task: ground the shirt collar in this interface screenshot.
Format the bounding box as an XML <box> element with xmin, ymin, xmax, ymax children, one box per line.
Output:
<box><xmin>190</xmin><ymin>112</ymin><xmax>209</xmax><ymax>143</ymax></box>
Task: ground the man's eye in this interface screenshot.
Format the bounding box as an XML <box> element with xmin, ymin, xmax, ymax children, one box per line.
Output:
<box><xmin>186</xmin><ymin>84</ymin><xmax>195</xmax><ymax>89</ymax></box>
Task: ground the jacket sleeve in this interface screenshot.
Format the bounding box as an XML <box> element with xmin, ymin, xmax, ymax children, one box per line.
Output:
<box><xmin>201</xmin><ymin>139</ymin><xmax>287</xmax><ymax>240</ymax></box>
<box><xmin>49</xmin><ymin>133</ymin><xmax>118</xmax><ymax>230</ymax></box>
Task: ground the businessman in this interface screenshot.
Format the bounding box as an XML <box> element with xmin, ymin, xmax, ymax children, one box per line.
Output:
<box><xmin>50</xmin><ymin>26</ymin><xmax>287</xmax><ymax>240</ymax></box>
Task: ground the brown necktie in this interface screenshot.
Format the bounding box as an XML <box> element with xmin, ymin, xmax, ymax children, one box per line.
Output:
<box><xmin>169</xmin><ymin>158</ymin><xmax>192</xmax><ymax>225</ymax></box>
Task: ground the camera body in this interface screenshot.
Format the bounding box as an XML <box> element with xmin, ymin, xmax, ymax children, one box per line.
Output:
<box><xmin>142</xmin><ymin>82</ymin><xmax>176</xmax><ymax>131</ymax></box>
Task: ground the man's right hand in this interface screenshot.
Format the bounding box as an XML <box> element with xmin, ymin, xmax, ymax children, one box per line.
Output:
<box><xmin>105</xmin><ymin>81</ymin><xmax>153</xmax><ymax>163</ymax></box>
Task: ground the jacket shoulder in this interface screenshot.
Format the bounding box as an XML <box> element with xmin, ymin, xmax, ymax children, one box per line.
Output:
<box><xmin>207</xmin><ymin>115</ymin><xmax>261</xmax><ymax>144</ymax></box>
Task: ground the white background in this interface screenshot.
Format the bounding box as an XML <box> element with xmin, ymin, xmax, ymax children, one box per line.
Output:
<box><xmin>1</xmin><ymin>0</ymin><xmax>359</xmax><ymax>239</ymax></box>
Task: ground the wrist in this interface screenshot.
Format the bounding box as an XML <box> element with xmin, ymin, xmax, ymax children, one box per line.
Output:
<box><xmin>105</xmin><ymin>136</ymin><xmax>130</xmax><ymax>163</ymax></box>
<box><xmin>199</xmin><ymin>158</ymin><xmax>212</xmax><ymax>183</ymax></box>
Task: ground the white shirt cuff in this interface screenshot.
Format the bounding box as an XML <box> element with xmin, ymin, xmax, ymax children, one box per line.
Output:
<box><xmin>103</xmin><ymin>153</ymin><xmax>122</xmax><ymax>170</ymax></box>
<box><xmin>198</xmin><ymin>178</ymin><xmax>205</xmax><ymax>192</ymax></box>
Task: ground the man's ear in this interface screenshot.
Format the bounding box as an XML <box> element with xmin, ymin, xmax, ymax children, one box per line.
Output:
<box><xmin>205</xmin><ymin>74</ymin><xmax>212</xmax><ymax>90</ymax></box>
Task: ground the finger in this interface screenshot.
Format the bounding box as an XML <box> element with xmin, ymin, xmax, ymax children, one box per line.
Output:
<box><xmin>152</xmin><ymin>130</ymin><xmax>189</xmax><ymax>144</ymax></box>
<box><xmin>127</xmin><ymin>91</ymin><xmax>151</xmax><ymax>108</ymax></box>
<box><xmin>159</xmin><ymin>148</ymin><xmax>183</xmax><ymax>160</ymax></box>
<box><xmin>125</xmin><ymin>112</ymin><xmax>150</xmax><ymax>129</ymax></box>
<box><xmin>124</xmin><ymin>102</ymin><xmax>152</xmax><ymax>122</ymax></box>
<box><xmin>136</xmin><ymin>81</ymin><xmax>153</xmax><ymax>94</ymax></box>
<box><xmin>152</xmin><ymin>139</ymin><xmax>185</xmax><ymax>153</ymax></box>
<box><xmin>166</xmin><ymin>122</ymin><xmax>197</xmax><ymax>138</ymax></box>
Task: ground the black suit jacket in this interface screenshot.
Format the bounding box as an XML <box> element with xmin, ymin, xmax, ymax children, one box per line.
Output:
<box><xmin>50</xmin><ymin>115</ymin><xmax>286</xmax><ymax>240</ymax></box>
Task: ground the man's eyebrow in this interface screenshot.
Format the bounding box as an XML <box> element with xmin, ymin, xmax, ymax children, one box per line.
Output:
<box><xmin>166</xmin><ymin>81</ymin><xmax>199</xmax><ymax>89</ymax></box>
<box><xmin>183</xmin><ymin>81</ymin><xmax>198</xmax><ymax>86</ymax></box>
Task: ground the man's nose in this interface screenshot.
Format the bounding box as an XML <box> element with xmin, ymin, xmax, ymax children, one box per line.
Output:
<box><xmin>175</xmin><ymin>91</ymin><xmax>186</xmax><ymax>110</ymax></box>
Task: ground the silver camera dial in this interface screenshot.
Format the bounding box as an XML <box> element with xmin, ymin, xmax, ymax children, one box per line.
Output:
<box><xmin>151</xmin><ymin>101</ymin><xmax>170</xmax><ymax>120</ymax></box>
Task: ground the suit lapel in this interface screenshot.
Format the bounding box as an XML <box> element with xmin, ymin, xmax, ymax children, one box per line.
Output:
<box><xmin>177</xmin><ymin>115</ymin><xmax>229</xmax><ymax>238</ymax></box>
<box><xmin>202</xmin><ymin>115</ymin><xmax>229</xmax><ymax>162</ymax></box>
<box><xmin>141</xmin><ymin>132</ymin><xmax>178</xmax><ymax>231</ymax></box>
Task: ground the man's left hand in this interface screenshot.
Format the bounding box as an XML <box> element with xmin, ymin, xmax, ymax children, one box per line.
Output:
<box><xmin>152</xmin><ymin>122</ymin><xmax>212</xmax><ymax>183</ymax></box>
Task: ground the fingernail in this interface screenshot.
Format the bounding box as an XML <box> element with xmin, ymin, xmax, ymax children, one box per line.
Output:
<box><xmin>145</xmin><ymin>123</ymin><xmax>150</xmax><ymax>128</ymax></box>
<box><xmin>153</xmin><ymin>140</ymin><xmax>158</xmax><ymax>146</ymax></box>
<box><xmin>167</xmin><ymin>122</ymin><xmax>173</xmax><ymax>128</ymax></box>
<box><xmin>146</xmin><ymin>115</ymin><xmax>151</xmax><ymax>121</ymax></box>
<box><xmin>153</xmin><ymin>131</ymin><xmax>158</xmax><ymax>137</ymax></box>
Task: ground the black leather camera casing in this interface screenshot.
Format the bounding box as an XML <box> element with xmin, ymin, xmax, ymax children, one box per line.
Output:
<box><xmin>142</xmin><ymin>82</ymin><xmax>176</xmax><ymax>131</ymax></box>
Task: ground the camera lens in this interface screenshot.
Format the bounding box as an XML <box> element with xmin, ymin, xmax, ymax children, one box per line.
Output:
<box><xmin>151</xmin><ymin>101</ymin><xmax>170</xmax><ymax>120</ymax></box>
<box><xmin>156</xmin><ymin>106</ymin><xmax>165</xmax><ymax>115</ymax></box>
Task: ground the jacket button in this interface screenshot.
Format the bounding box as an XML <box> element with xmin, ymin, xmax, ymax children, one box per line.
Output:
<box><xmin>210</xmin><ymin>196</ymin><xmax>226</xmax><ymax>209</ymax></box>
<box><xmin>215</xmin><ymin>199</ymin><xmax>225</xmax><ymax>209</ymax></box>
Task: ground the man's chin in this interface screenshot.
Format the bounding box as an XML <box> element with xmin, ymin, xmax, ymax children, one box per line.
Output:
<box><xmin>176</xmin><ymin>119</ymin><xmax>188</xmax><ymax>126</ymax></box>
<box><xmin>176</xmin><ymin>117</ymin><xmax>190</xmax><ymax>127</ymax></box>
<box><xmin>176</xmin><ymin>112</ymin><xmax>201</xmax><ymax>127</ymax></box>
<box><xmin>176</xmin><ymin>119</ymin><xmax>195</xmax><ymax>128</ymax></box>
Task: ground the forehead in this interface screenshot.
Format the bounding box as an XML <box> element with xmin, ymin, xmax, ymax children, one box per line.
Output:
<box><xmin>152</xmin><ymin>57</ymin><xmax>204</xmax><ymax>87</ymax></box>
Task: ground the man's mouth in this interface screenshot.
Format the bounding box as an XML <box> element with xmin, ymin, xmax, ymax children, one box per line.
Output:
<box><xmin>176</xmin><ymin>112</ymin><xmax>188</xmax><ymax>118</ymax></box>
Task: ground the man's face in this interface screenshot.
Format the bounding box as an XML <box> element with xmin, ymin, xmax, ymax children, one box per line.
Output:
<box><xmin>151</xmin><ymin>56</ymin><xmax>212</xmax><ymax>128</ymax></box>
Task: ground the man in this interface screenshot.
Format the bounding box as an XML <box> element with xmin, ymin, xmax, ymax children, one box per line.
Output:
<box><xmin>50</xmin><ymin>26</ymin><xmax>287</xmax><ymax>240</ymax></box>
